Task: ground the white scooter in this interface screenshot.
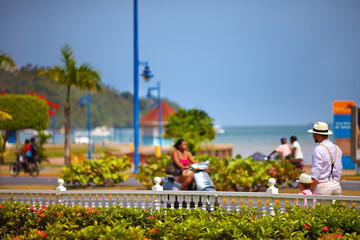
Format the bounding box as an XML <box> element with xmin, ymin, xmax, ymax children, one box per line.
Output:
<box><xmin>162</xmin><ymin>160</ymin><xmax>216</xmax><ymax>191</ymax></box>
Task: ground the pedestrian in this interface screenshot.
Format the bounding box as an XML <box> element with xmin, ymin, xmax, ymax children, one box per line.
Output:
<box><xmin>267</xmin><ymin>137</ymin><xmax>292</xmax><ymax>160</ymax></box>
<box><xmin>30</xmin><ymin>137</ymin><xmax>39</xmax><ymax>163</ymax></box>
<box><xmin>289</xmin><ymin>136</ymin><xmax>304</xmax><ymax>169</ymax></box>
<box><xmin>308</xmin><ymin>122</ymin><xmax>342</xmax><ymax>195</ymax></box>
<box><xmin>296</xmin><ymin>173</ymin><xmax>316</xmax><ymax>206</ymax></box>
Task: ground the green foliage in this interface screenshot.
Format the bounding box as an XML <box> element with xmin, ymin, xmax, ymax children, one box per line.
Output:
<box><xmin>61</xmin><ymin>154</ymin><xmax>131</xmax><ymax>186</ymax></box>
<box><xmin>135</xmin><ymin>155</ymin><xmax>172</xmax><ymax>189</ymax></box>
<box><xmin>0</xmin><ymin>94</ymin><xmax>48</xmax><ymax>130</ymax></box>
<box><xmin>0</xmin><ymin>65</ymin><xmax>180</xmax><ymax>128</ymax></box>
<box><xmin>164</xmin><ymin>108</ymin><xmax>216</xmax><ymax>153</ymax></box>
<box><xmin>205</xmin><ymin>154</ymin><xmax>302</xmax><ymax>191</ymax></box>
<box><xmin>0</xmin><ymin>201</ymin><xmax>359</xmax><ymax>239</ymax></box>
<box><xmin>136</xmin><ymin>154</ymin><xmax>302</xmax><ymax>191</ymax></box>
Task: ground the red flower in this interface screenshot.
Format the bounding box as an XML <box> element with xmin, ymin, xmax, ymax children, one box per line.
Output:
<box><xmin>40</xmin><ymin>213</ymin><xmax>45</xmax><ymax>218</ymax></box>
<box><xmin>0</xmin><ymin>205</ymin><xmax>3</xmax><ymax>209</ymax></box>
<box><xmin>37</xmin><ymin>217</ymin><xmax>41</xmax><ymax>222</ymax></box>
<box><xmin>151</xmin><ymin>228</ymin><xmax>159</xmax><ymax>233</ymax></box>
<box><xmin>40</xmin><ymin>205</ymin><xmax>47</xmax><ymax>209</ymax></box>
<box><xmin>57</xmin><ymin>212</ymin><xmax>62</xmax><ymax>217</ymax></box>
<box><xmin>29</xmin><ymin>92</ymin><xmax>34</xmax><ymax>95</ymax></box>
<box><xmin>36</xmin><ymin>230</ymin><xmax>48</xmax><ymax>238</ymax></box>
<box><xmin>322</xmin><ymin>226</ymin><xmax>330</xmax><ymax>232</ymax></box>
<box><xmin>150</xmin><ymin>216</ymin><xmax>154</xmax><ymax>221</ymax></box>
<box><xmin>84</xmin><ymin>210</ymin><xmax>90</xmax><ymax>214</ymax></box>
<box><xmin>251</xmin><ymin>215</ymin><xmax>255</xmax><ymax>219</ymax></box>
<box><xmin>29</xmin><ymin>206</ymin><xmax>36</xmax><ymax>211</ymax></box>
<box><xmin>76</xmin><ymin>213</ymin><xmax>81</xmax><ymax>217</ymax></box>
<box><xmin>304</xmin><ymin>223</ymin><xmax>311</xmax><ymax>229</ymax></box>
<box><xmin>53</xmin><ymin>103</ymin><xmax>60</xmax><ymax>110</ymax></box>
<box><xmin>12</xmin><ymin>238</ymin><xmax>22</xmax><ymax>240</ymax></box>
<box><xmin>1</xmin><ymin>91</ymin><xmax>5</xmax><ymax>95</ymax></box>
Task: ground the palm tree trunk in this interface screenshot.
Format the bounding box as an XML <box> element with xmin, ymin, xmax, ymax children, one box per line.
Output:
<box><xmin>0</xmin><ymin>130</ymin><xmax>10</xmax><ymax>164</ymax></box>
<box><xmin>64</xmin><ymin>86</ymin><xmax>71</xmax><ymax>165</ymax></box>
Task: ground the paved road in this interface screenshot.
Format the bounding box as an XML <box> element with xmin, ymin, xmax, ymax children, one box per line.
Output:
<box><xmin>0</xmin><ymin>176</ymin><xmax>359</xmax><ymax>191</ymax></box>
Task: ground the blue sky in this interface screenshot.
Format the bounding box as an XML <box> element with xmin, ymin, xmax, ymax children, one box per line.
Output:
<box><xmin>1</xmin><ymin>0</ymin><xmax>360</xmax><ymax>126</ymax></box>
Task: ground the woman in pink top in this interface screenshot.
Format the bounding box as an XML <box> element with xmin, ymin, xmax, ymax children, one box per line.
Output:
<box><xmin>172</xmin><ymin>139</ymin><xmax>198</xmax><ymax>190</ymax></box>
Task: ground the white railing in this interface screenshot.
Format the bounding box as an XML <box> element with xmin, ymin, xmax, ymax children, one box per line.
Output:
<box><xmin>1</xmin><ymin>178</ymin><xmax>359</xmax><ymax>216</ymax></box>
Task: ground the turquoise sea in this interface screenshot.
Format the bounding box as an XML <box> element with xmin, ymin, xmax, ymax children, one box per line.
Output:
<box><xmin>19</xmin><ymin>125</ymin><xmax>331</xmax><ymax>165</ymax></box>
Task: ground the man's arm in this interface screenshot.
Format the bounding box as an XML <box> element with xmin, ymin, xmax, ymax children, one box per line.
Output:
<box><xmin>267</xmin><ymin>150</ymin><xmax>276</xmax><ymax>159</ymax></box>
<box><xmin>310</xmin><ymin>177</ymin><xmax>318</xmax><ymax>191</ymax></box>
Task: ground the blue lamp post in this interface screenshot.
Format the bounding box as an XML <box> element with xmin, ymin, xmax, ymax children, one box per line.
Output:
<box><xmin>147</xmin><ymin>82</ymin><xmax>162</xmax><ymax>151</ymax></box>
<box><xmin>79</xmin><ymin>93</ymin><xmax>92</xmax><ymax>160</ymax></box>
<box><xmin>52</xmin><ymin>112</ymin><xmax>55</xmax><ymax>146</ymax></box>
<box><xmin>133</xmin><ymin>0</ymin><xmax>154</xmax><ymax>173</ymax></box>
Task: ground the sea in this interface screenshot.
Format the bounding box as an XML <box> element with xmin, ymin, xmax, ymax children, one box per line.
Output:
<box><xmin>19</xmin><ymin>125</ymin><xmax>330</xmax><ymax>165</ymax></box>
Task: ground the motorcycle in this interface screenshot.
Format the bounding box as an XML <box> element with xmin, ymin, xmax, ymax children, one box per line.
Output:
<box><xmin>162</xmin><ymin>160</ymin><xmax>215</xmax><ymax>191</ymax></box>
<box><xmin>162</xmin><ymin>161</ymin><xmax>216</xmax><ymax>210</ymax></box>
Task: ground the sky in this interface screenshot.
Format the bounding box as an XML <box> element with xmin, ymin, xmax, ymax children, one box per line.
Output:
<box><xmin>1</xmin><ymin>0</ymin><xmax>360</xmax><ymax>127</ymax></box>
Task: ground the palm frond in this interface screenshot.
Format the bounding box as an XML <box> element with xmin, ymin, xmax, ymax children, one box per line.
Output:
<box><xmin>0</xmin><ymin>110</ymin><xmax>13</xmax><ymax>122</ymax></box>
<box><xmin>0</xmin><ymin>50</ymin><xmax>18</xmax><ymax>72</ymax></box>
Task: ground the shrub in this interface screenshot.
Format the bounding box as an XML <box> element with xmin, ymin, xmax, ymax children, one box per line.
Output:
<box><xmin>135</xmin><ymin>154</ymin><xmax>171</xmax><ymax>189</ymax></box>
<box><xmin>136</xmin><ymin>154</ymin><xmax>302</xmax><ymax>191</ymax></box>
<box><xmin>0</xmin><ymin>201</ymin><xmax>359</xmax><ymax>239</ymax></box>
<box><xmin>61</xmin><ymin>154</ymin><xmax>131</xmax><ymax>187</ymax></box>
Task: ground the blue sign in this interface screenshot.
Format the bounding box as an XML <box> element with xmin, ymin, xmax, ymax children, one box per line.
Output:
<box><xmin>334</xmin><ymin>114</ymin><xmax>351</xmax><ymax>138</ymax></box>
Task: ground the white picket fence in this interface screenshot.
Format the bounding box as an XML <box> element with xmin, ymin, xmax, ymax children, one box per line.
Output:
<box><xmin>1</xmin><ymin>178</ymin><xmax>359</xmax><ymax>216</ymax></box>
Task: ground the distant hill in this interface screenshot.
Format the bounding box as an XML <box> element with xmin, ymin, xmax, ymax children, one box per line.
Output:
<box><xmin>0</xmin><ymin>64</ymin><xmax>180</xmax><ymax>129</ymax></box>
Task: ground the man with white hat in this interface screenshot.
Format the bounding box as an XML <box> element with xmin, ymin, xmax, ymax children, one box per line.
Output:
<box><xmin>308</xmin><ymin>122</ymin><xmax>343</xmax><ymax>195</ymax></box>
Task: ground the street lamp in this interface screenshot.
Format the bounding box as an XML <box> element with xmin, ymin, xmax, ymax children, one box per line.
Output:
<box><xmin>133</xmin><ymin>0</ymin><xmax>154</xmax><ymax>173</ymax></box>
<box><xmin>147</xmin><ymin>82</ymin><xmax>162</xmax><ymax>152</ymax></box>
<box><xmin>79</xmin><ymin>93</ymin><xmax>92</xmax><ymax>160</ymax></box>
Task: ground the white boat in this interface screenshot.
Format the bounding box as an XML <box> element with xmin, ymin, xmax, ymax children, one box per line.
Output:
<box><xmin>214</xmin><ymin>125</ymin><xmax>226</xmax><ymax>134</ymax></box>
<box><xmin>91</xmin><ymin>126</ymin><xmax>113</xmax><ymax>137</ymax></box>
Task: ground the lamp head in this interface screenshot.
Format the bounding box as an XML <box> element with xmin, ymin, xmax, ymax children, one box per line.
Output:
<box><xmin>141</xmin><ymin>65</ymin><xmax>154</xmax><ymax>81</ymax></box>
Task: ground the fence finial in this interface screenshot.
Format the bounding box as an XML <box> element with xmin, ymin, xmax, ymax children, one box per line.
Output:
<box><xmin>56</xmin><ymin>178</ymin><xmax>66</xmax><ymax>194</ymax></box>
<box><xmin>266</xmin><ymin>178</ymin><xmax>278</xmax><ymax>194</ymax></box>
<box><xmin>152</xmin><ymin>177</ymin><xmax>163</xmax><ymax>191</ymax></box>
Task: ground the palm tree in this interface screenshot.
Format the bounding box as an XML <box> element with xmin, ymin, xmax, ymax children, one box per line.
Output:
<box><xmin>0</xmin><ymin>50</ymin><xmax>18</xmax><ymax>72</ymax></box>
<box><xmin>38</xmin><ymin>45</ymin><xmax>101</xmax><ymax>165</ymax></box>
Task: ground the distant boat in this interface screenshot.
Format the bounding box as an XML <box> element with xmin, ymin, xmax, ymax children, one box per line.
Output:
<box><xmin>74</xmin><ymin>126</ymin><xmax>113</xmax><ymax>137</ymax></box>
<box><xmin>214</xmin><ymin>125</ymin><xmax>225</xmax><ymax>134</ymax></box>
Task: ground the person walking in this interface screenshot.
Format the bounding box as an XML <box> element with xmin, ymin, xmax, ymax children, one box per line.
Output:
<box><xmin>308</xmin><ymin>122</ymin><xmax>342</xmax><ymax>195</ymax></box>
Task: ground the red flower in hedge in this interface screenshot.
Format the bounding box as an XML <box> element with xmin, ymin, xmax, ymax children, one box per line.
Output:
<box><xmin>37</xmin><ymin>217</ymin><xmax>41</xmax><ymax>222</ymax></box>
<box><xmin>12</xmin><ymin>238</ymin><xmax>21</xmax><ymax>240</ymax></box>
<box><xmin>151</xmin><ymin>228</ymin><xmax>159</xmax><ymax>233</ymax></box>
<box><xmin>150</xmin><ymin>216</ymin><xmax>154</xmax><ymax>221</ymax></box>
<box><xmin>304</xmin><ymin>223</ymin><xmax>311</xmax><ymax>229</ymax></box>
<box><xmin>36</xmin><ymin>230</ymin><xmax>48</xmax><ymax>238</ymax></box>
<box><xmin>0</xmin><ymin>205</ymin><xmax>3</xmax><ymax>209</ymax></box>
<box><xmin>84</xmin><ymin>210</ymin><xmax>90</xmax><ymax>214</ymax></box>
<box><xmin>1</xmin><ymin>91</ymin><xmax>5</xmax><ymax>95</ymax></box>
<box><xmin>29</xmin><ymin>206</ymin><xmax>36</xmax><ymax>211</ymax></box>
<box><xmin>76</xmin><ymin>213</ymin><xmax>81</xmax><ymax>217</ymax></box>
<box><xmin>40</xmin><ymin>213</ymin><xmax>46</xmax><ymax>218</ymax></box>
<box><xmin>322</xmin><ymin>226</ymin><xmax>329</xmax><ymax>232</ymax></box>
<box><xmin>57</xmin><ymin>212</ymin><xmax>62</xmax><ymax>217</ymax></box>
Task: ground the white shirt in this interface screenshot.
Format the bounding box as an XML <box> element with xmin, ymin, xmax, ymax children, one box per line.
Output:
<box><xmin>292</xmin><ymin>141</ymin><xmax>303</xmax><ymax>159</ymax></box>
<box><xmin>310</xmin><ymin>139</ymin><xmax>343</xmax><ymax>182</ymax></box>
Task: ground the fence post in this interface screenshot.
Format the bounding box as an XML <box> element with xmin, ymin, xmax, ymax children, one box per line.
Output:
<box><xmin>152</xmin><ymin>177</ymin><xmax>163</xmax><ymax>210</ymax></box>
<box><xmin>266</xmin><ymin>178</ymin><xmax>278</xmax><ymax>216</ymax></box>
<box><xmin>56</xmin><ymin>179</ymin><xmax>66</xmax><ymax>204</ymax></box>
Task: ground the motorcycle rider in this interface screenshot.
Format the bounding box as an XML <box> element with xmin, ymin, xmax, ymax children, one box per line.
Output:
<box><xmin>172</xmin><ymin>139</ymin><xmax>198</xmax><ymax>190</ymax></box>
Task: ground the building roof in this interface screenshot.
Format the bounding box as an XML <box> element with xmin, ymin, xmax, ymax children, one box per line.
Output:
<box><xmin>140</xmin><ymin>101</ymin><xmax>176</xmax><ymax>125</ymax></box>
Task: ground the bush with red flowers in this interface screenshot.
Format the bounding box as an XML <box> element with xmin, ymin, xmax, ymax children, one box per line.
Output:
<box><xmin>0</xmin><ymin>201</ymin><xmax>359</xmax><ymax>239</ymax></box>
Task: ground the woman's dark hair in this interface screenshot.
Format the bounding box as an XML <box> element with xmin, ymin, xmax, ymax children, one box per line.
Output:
<box><xmin>174</xmin><ymin>139</ymin><xmax>185</xmax><ymax>150</ymax></box>
<box><xmin>290</xmin><ymin>136</ymin><xmax>297</xmax><ymax>141</ymax></box>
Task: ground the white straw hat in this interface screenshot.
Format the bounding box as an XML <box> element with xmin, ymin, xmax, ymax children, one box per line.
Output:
<box><xmin>296</xmin><ymin>173</ymin><xmax>313</xmax><ymax>184</ymax></box>
<box><xmin>308</xmin><ymin>122</ymin><xmax>333</xmax><ymax>135</ymax></box>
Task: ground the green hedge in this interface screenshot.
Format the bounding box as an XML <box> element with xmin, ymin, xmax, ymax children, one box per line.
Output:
<box><xmin>136</xmin><ymin>154</ymin><xmax>302</xmax><ymax>191</ymax></box>
<box><xmin>61</xmin><ymin>154</ymin><xmax>131</xmax><ymax>186</ymax></box>
<box><xmin>0</xmin><ymin>94</ymin><xmax>48</xmax><ymax>130</ymax></box>
<box><xmin>0</xmin><ymin>201</ymin><xmax>359</xmax><ymax>239</ymax></box>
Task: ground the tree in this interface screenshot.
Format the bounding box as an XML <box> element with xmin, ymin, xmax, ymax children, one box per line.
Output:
<box><xmin>38</xmin><ymin>45</ymin><xmax>101</xmax><ymax>165</ymax></box>
<box><xmin>0</xmin><ymin>50</ymin><xmax>18</xmax><ymax>72</ymax></box>
<box><xmin>164</xmin><ymin>108</ymin><xmax>216</xmax><ymax>154</ymax></box>
<box><xmin>0</xmin><ymin>94</ymin><xmax>49</xmax><ymax>164</ymax></box>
